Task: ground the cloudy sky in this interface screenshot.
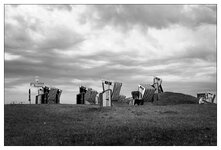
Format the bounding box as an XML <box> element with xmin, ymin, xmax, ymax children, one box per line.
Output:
<box><xmin>5</xmin><ymin>4</ymin><xmax>216</xmax><ymax>104</ymax></box>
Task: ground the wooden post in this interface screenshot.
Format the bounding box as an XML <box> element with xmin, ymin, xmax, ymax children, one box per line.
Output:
<box><xmin>108</xmin><ymin>84</ymin><xmax>111</xmax><ymax>106</ymax></box>
<box><xmin>28</xmin><ymin>89</ymin><xmax>31</xmax><ymax>104</ymax></box>
<box><xmin>102</xmin><ymin>82</ymin><xmax>105</xmax><ymax>91</ymax></box>
<box><xmin>138</xmin><ymin>86</ymin><xmax>140</xmax><ymax>99</ymax></box>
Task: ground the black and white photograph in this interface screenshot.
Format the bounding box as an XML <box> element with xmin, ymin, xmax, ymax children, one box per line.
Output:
<box><xmin>4</xmin><ymin>3</ymin><xmax>217</xmax><ymax>146</ymax></box>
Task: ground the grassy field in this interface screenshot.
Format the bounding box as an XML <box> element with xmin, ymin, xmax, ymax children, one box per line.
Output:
<box><xmin>4</xmin><ymin>102</ymin><xmax>217</xmax><ymax>146</ymax></box>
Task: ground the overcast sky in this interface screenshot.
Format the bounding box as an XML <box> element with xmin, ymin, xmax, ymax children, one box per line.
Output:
<box><xmin>4</xmin><ymin>5</ymin><xmax>216</xmax><ymax>104</ymax></box>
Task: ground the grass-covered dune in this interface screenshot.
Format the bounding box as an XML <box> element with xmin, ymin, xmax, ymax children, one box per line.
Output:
<box><xmin>4</xmin><ymin>103</ymin><xmax>216</xmax><ymax>146</ymax></box>
<box><xmin>154</xmin><ymin>92</ymin><xmax>199</xmax><ymax>105</ymax></box>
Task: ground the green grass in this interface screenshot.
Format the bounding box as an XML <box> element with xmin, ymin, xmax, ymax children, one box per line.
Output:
<box><xmin>4</xmin><ymin>103</ymin><xmax>216</xmax><ymax>146</ymax></box>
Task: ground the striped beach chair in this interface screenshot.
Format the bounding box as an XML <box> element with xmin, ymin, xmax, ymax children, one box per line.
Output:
<box><xmin>112</xmin><ymin>82</ymin><xmax>122</xmax><ymax>101</ymax></box>
<box><xmin>138</xmin><ymin>84</ymin><xmax>155</xmax><ymax>102</ymax></box>
<box><xmin>153</xmin><ymin>77</ymin><xmax>163</xmax><ymax>93</ymax></box>
<box><xmin>99</xmin><ymin>80</ymin><xmax>122</xmax><ymax>107</ymax></box>
<box><xmin>84</xmin><ymin>89</ymin><xmax>98</xmax><ymax>104</ymax></box>
<box><xmin>48</xmin><ymin>88</ymin><xmax>59</xmax><ymax>104</ymax></box>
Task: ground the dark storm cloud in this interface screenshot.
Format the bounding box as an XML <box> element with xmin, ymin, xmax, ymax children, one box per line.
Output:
<box><xmin>72</xmin><ymin>49</ymin><xmax>216</xmax><ymax>84</ymax></box>
<box><xmin>5</xmin><ymin>54</ymin><xmax>132</xmax><ymax>81</ymax></box>
<box><xmin>76</xmin><ymin>45</ymin><xmax>216</xmax><ymax>73</ymax></box>
<box><xmin>81</xmin><ymin>5</ymin><xmax>216</xmax><ymax>30</ymax></box>
<box><xmin>5</xmin><ymin>49</ymin><xmax>144</xmax><ymax>90</ymax></box>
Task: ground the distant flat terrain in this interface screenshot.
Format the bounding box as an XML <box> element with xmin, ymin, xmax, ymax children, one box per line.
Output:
<box><xmin>4</xmin><ymin>103</ymin><xmax>217</xmax><ymax>146</ymax></box>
